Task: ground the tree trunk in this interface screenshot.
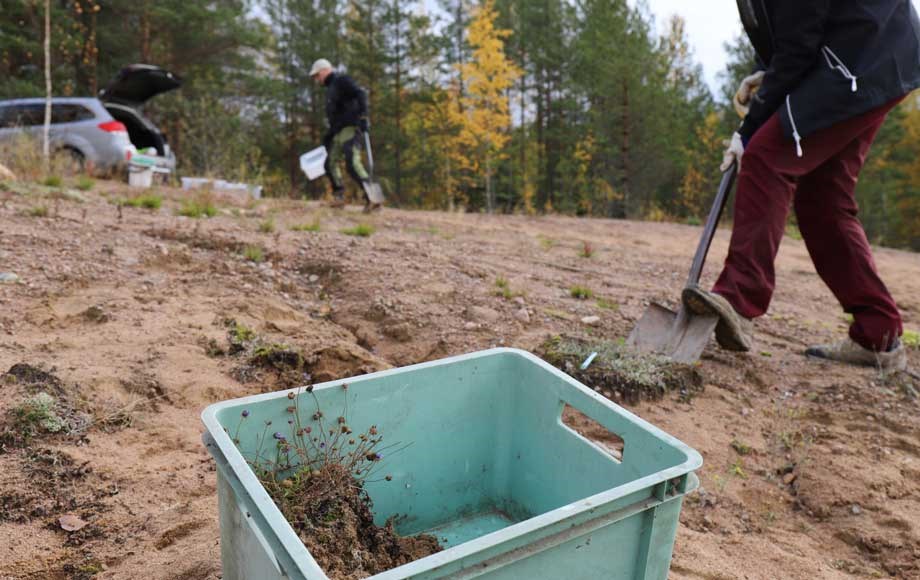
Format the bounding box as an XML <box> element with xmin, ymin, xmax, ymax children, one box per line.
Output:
<box><xmin>42</xmin><ymin>0</ymin><xmax>51</xmax><ymax>175</ymax></box>
<box><xmin>394</xmin><ymin>5</ymin><xmax>403</xmax><ymax>200</ymax></box>
<box><xmin>618</xmin><ymin>79</ymin><xmax>631</xmax><ymax>219</ymax></box>
<box><xmin>486</xmin><ymin>154</ymin><xmax>493</xmax><ymax>214</ymax></box>
<box><xmin>141</xmin><ymin>1</ymin><xmax>151</xmax><ymax>62</ymax></box>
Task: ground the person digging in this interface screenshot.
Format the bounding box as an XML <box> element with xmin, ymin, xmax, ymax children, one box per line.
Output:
<box><xmin>309</xmin><ymin>58</ymin><xmax>381</xmax><ymax>213</ymax></box>
<box><xmin>683</xmin><ymin>0</ymin><xmax>920</xmax><ymax>372</ymax></box>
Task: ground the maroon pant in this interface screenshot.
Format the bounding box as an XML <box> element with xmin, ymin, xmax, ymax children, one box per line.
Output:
<box><xmin>713</xmin><ymin>98</ymin><xmax>904</xmax><ymax>351</ymax></box>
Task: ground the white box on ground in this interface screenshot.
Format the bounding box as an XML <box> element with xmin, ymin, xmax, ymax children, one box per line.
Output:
<box><xmin>300</xmin><ymin>147</ymin><xmax>327</xmax><ymax>181</ymax></box>
<box><xmin>180</xmin><ymin>177</ymin><xmax>262</xmax><ymax>200</ymax></box>
<box><xmin>128</xmin><ymin>166</ymin><xmax>154</xmax><ymax>188</ymax></box>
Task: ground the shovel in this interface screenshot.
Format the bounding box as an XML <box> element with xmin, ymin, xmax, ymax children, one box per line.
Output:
<box><xmin>361</xmin><ymin>130</ymin><xmax>385</xmax><ymax>206</ymax></box>
<box><xmin>626</xmin><ymin>162</ymin><xmax>739</xmax><ymax>363</ymax></box>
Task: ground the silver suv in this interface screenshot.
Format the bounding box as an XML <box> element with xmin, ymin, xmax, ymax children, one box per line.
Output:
<box><xmin>0</xmin><ymin>65</ymin><xmax>181</xmax><ymax>175</ymax></box>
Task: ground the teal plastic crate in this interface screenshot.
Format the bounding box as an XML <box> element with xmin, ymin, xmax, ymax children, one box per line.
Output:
<box><xmin>202</xmin><ymin>348</ymin><xmax>701</xmax><ymax>579</ymax></box>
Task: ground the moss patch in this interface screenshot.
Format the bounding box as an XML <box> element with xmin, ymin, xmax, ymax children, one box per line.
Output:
<box><xmin>541</xmin><ymin>336</ymin><xmax>703</xmax><ymax>403</ymax></box>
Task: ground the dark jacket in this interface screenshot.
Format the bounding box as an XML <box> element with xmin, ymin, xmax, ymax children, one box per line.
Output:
<box><xmin>322</xmin><ymin>72</ymin><xmax>368</xmax><ymax>144</ymax></box>
<box><xmin>736</xmin><ymin>0</ymin><xmax>920</xmax><ymax>154</ymax></box>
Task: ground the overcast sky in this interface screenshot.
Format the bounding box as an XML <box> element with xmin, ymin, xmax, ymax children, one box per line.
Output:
<box><xmin>638</xmin><ymin>0</ymin><xmax>742</xmax><ymax>93</ymax></box>
<box><xmin>640</xmin><ymin>0</ymin><xmax>920</xmax><ymax>93</ymax></box>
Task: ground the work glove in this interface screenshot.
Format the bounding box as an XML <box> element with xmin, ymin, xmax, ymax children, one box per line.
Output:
<box><xmin>721</xmin><ymin>132</ymin><xmax>744</xmax><ymax>172</ymax></box>
<box><xmin>733</xmin><ymin>70</ymin><xmax>765</xmax><ymax>119</ymax></box>
<box><xmin>358</xmin><ymin>118</ymin><xmax>369</xmax><ymax>133</ymax></box>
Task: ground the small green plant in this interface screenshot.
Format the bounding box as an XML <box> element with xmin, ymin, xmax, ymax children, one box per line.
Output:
<box><xmin>291</xmin><ymin>219</ymin><xmax>322</xmax><ymax>232</ymax></box>
<box><xmin>42</xmin><ymin>175</ymin><xmax>62</xmax><ymax>188</ymax></box>
<box><xmin>684</xmin><ymin>215</ymin><xmax>702</xmax><ymax>226</ymax></box>
<box><xmin>537</xmin><ymin>235</ymin><xmax>557</xmax><ymax>250</ymax></box>
<box><xmin>785</xmin><ymin>223</ymin><xmax>803</xmax><ymax>241</ymax></box>
<box><xmin>259</xmin><ymin>218</ymin><xmax>276</xmax><ymax>233</ymax></box>
<box><xmin>570</xmin><ymin>285</ymin><xmax>594</xmax><ymax>300</ymax></box>
<box><xmin>226</xmin><ymin>319</ymin><xmax>257</xmax><ymax>354</ymax></box>
<box><xmin>729</xmin><ymin>458</ymin><xmax>748</xmax><ymax>479</ymax></box>
<box><xmin>730</xmin><ymin>439</ymin><xmax>752</xmax><ymax>456</ymax></box>
<box><xmin>74</xmin><ymin>176</ymin><xmax>95</xmax><ymax>191</ymax></box>
<box><xmin>178</xmin><ymin>193</ymin><xmax>217</xmax><ymax>218</ymax></box>
<box><xmin>902</xmin><ymin>329</ymin><xmax>919</xmax><ymax>349</ymax></box>
<box><xmin>596</xmin><ymin>298</ymin><xmax>619</xmax><ymax>311</ymax></box>
<box><xmin>29</xmin><ymin>205</ymin><xmax>49</xmax><ymax>217</ymax></box>
<box><xmin>579</xmin><ymin>241</ymin><xmax>594</xmax><ymax>258</ymax></box>
<box><xmin>13</xmin><ymin>392</ymin><xmax>66</xmax><ymax>434</ymax></box>
<box><xmin>341</xmin><ymin>223</ymin><xmax>375</xmax><ymax>237</ymax></box>
<box><xmin>495</xmin><ymin>276</ymin><xmax>511</xmax><ymax>298</ymax></box>
<box><xmin>124</xmin><ymin>194</ymin><xmax>163</xmax><ymax>210</ymax></box>
<box><xmin>243</xmin><ymin>245</ymin><xmax>265</xmax><ymax>263</ymax></box>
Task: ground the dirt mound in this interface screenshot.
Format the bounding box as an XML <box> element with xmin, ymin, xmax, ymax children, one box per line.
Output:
<box><xmin>541</xmin><ymin>336</ymin><xmax>703</xmax><ymax>403</ymax></box>
<box><xmin>264</xmin><ymin>463</ymin><xmax>440</xmax><ymax>579</ymax></box>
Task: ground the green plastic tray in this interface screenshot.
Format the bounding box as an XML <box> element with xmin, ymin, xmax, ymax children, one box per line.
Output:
<box><xmin>202</xmin><ymin>348</ymin><xmax>701</xmax><ymax>579</ymax></box>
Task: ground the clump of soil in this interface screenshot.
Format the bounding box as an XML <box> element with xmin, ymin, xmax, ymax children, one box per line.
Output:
<box><xmin>263</xmin><ymin>463</ymin><xmax>440</xmax><ymax>579</ymax></box>
<box><xmin>542</xmin><ymin>336</ymin><xmax>703</xmax><ymax>403</ymax></box>
<box><xmin>0</xmin><ymin>364</ymin><xmax>91</xmax><ymax>449</ymax></box>
<box><xmin>218</xmin><ymin>319</ymin><xmax>308</xmax><ymax>388</ymax></box>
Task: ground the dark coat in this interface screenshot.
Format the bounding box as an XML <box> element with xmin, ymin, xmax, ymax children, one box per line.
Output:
<box><xmin>736</xmin><ymin>0</ymin><xmax>920</xmax><ymax>154</ymax></box>
<box><xmin>322</xmin><ymin>72</ymin><xmax>368</xmax><ymax>145</ymax></box>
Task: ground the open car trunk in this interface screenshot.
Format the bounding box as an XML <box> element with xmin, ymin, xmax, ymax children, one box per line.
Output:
<box><xmin>104</xmin><ymin>103</ymin><xmax>168</xmax><ymax>156</ymax></box>
<box><xmin>99</xmin><ymin>65</ymin><xmax>181</xmax><ymax>107</ymax></box>
<box><xmin>99</xmin><ymin>65</ymin><xmax>181</xmax><ymax>169</ymax></box>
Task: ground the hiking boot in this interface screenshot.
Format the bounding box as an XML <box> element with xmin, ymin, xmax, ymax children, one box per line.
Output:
<box><xmin>806</xmin><ymin>337</ymin><xmax>907</xmax><ymax>372</ymax></box>
<box><xmin>682</xmin><ymin>286</ymin><xmax>753</xmax><ymax>352</ymax></box>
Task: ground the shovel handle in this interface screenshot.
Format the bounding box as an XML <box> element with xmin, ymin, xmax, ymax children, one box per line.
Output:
<box><xmin>363</xmin><ymin>130</ymin><xmax>375</xmax><ymax>180</ymax></box>
<box><xmin>686</xmin><ymin>162</ymin><xmax>738</xmax><ymax>287</ymax></box>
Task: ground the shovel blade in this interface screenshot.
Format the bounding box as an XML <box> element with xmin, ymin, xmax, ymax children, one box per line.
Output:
<box><xmin>627</xmin><ymin>302</ymin><xmax>719</xmax><ymax>363</ymax></box>
<box><xmin>363</xmin><ymin>181</ymin><xmax>384</xmax><ymax>204</ymax></box>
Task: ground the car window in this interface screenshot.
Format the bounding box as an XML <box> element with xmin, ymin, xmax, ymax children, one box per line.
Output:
<box><xmin>0</xmin><ymin>103</ymin><xmax>94</xmax><ymax>128</ymax></box>
<box><xmin>0</xmin><ymin>104</ymin><xmax>46</xmax><ymax>128</ymax></box>
<box><xmin>52</xmin><ymin>104</ymin><xmax>95</xmax><ymax>124</ymax></box>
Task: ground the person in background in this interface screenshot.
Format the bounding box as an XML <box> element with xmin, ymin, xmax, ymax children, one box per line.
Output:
<box><xmin>683</xmin><ymin>0</ymin><xmax>920</xmax><ymax>371</ymax></box>
<box><xmin>309</xmin><ymin>59</ymin><xmax>379</xmax><ymax>212</ymax></box>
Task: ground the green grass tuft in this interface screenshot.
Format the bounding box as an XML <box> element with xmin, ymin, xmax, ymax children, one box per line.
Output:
<box><xmin>259</xmin><ymin>218</ymin><xmax>276</xmax><ymax>233</ymax></box>
<box><xmin>123</xmin><ymin>194</ymin><xmax>163</xmax><ymax>210</ymax></box>
<box><xmin>537</xmin><ymin>235</ymin><xmax>557</xmax><ymax>250</ymax></box>
<box><xmin>903</xmin><ymin>330</ymin><xmax>919</xmax><ymax>349</ymax></box>
<box><xmin>42</xmin><ymin>175</ymin><xmax>62</xmax><ymax>188</ymax></box>
<box><xmin>178</xmin><ymin>196</ymin><xmax>217</xmax><ymax>218</ymax></box>
<box><xmin>243</xmin><ymin>245</ymin><xmax>265</xmax><ymax>263</ymax></box>
<box><xmin>570</xmin><ymin>285</ymin><xmax>594</xmax><ymax>300</ymax></box>
<box><xmin>74</xmin><ymin>176</ymin><xmax>95</xmax><ymax>191</ymax></box>
<box><xmin>341</xmin><ymin>224</ymin><xmax>375</xmax><ymax>237</ymax></box>
<box><xmin>28</xmin><ymin>205</ymin><xmax>49</xmax><ymax>217</ymax></box>
<box><xmin>596</xmin><ymin>298</ymin><xmax>619</xmax><ymax>311</ymax></box>
<box><xmin>291</xmin><ymin>220</ymin><xmax>322</xmax><ymax>232</ymax></box>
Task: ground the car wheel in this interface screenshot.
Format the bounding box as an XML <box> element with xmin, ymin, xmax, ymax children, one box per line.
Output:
<box><xmin>52</xmin><ymin>148</ymin><xmax>86</xmax><ymax>176</ymax></box>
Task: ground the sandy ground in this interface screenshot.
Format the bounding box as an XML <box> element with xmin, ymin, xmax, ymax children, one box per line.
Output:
<box><xmin>0</xmin><ymin>181</ymin><xmax>918</xmax><ymax>579</ymax></box>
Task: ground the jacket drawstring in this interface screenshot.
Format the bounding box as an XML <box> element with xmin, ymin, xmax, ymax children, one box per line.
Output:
<box><xmin>786</xmin><ymin>95</ymin><xmax>804</xmax><ymax>158</ymax></box>
<box><xmin>823</xmin><ymin>46</ymin><xmax>859</xmax><ymax>93</ymax></box>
